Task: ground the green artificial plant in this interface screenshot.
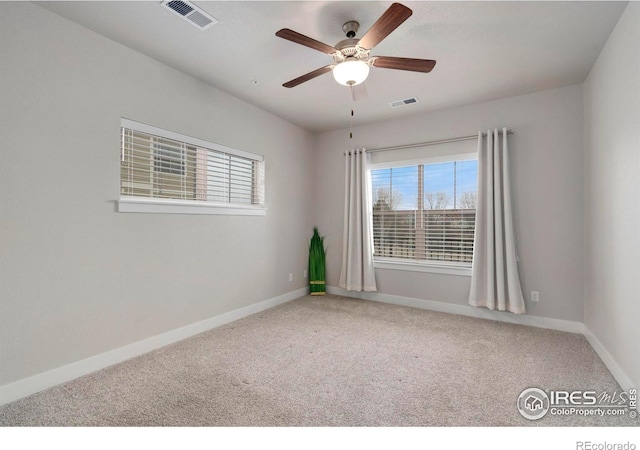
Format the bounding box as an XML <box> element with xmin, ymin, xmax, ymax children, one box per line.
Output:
<box><xmin>308</xmin><ymin>227</ymin><xmax>326</xmax><ymax>296</ymax></box>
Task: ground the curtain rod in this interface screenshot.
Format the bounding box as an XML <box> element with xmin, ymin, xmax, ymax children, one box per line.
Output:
<box><xmin>366</xmin><ymin>129</ymin><xmax>513</xmax><ymax>154</ymax></box>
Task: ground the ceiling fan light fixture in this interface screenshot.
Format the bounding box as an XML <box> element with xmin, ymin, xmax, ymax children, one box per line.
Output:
<box><xmin>333</xmin><ymin>60</ymin><xmax>369</xmax><ymax>86</ymax></box>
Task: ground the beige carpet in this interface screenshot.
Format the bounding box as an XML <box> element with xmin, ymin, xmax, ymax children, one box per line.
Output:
<box><xmin>0</xmin><ymin>295</ymin><xmax>637</xmax><ymax>426</ymax></box>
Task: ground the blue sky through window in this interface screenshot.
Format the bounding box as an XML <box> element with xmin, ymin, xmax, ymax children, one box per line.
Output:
<box><xmin>371</xmin><ymin>160</ymin><xmax>478</xmax><ymax>210</ymax></box>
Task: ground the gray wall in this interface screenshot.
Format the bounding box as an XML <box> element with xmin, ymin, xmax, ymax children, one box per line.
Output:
<box><xmin>314</xmin><ymin>85</ymin><xmax>585</xmax><ymax>322</ymax></box>
<box><xmin>584</xmin><ymin>3</ymin><xmax>640</xmax><ymax>388</ymax></box>
<box><xmin>0</xmin><ymin>3</ymin><xmax>315</xmax><ymax>385</ymax></box>
<box><xmin>2</xmin><ymin>0</ymin><xmax>636</xmax><ymax>394</ymax></box>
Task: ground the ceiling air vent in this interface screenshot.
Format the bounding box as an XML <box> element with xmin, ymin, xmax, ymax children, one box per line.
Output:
<box><xmin>389</xmin><ymin>97</ymin><xmax>419</xmax><ymax>108</ymax></box>
<box><xmin>161</xmin><ymin>1</ymin><xmax>218</xmax><ymax>31</ymax></box>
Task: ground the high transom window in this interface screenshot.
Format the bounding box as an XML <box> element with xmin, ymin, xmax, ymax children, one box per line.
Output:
<box><xmin>119</xmin><ymin>118</ymin><xmax>265</xmax><ymax>215</ymax></box>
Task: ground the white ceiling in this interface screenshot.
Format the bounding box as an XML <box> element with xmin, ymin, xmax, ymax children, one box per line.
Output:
<box><xmin>37</xmin><ymin>1</ymin><xmax>627</xmax><ymax>133</ymax></box>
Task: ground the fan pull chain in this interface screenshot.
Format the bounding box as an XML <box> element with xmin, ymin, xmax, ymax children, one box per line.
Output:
<box><xmin>350</xmin><ymin>109</ymin><xmax>354</xmax><ymax>139</ymax></box>
<box><xmin>349</xmin><ymin>84</ymin><xmax>354</xmax><ymax>139</ymax></box>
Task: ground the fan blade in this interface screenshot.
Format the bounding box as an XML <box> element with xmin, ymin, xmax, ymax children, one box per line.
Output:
<box><xmin>283</xmin><ymin>66</ymin><xmax>333</xmax><ymax>88</ymax></box>
<box><xmin>351</xmin><ymin>83</ymin><xmax>368</xmax><ymax>101</ymax></box>
<box><xmin>372</xmin><ymin>56</ymin><xmax>436</xmax><ymax>73</ymax></box>
<box><xmin>358</xmin><ymin>3</ymin><xmax>413</xmax><ymax>51</ymax></box>
<box><xmin>276</xmin><ymin>28</ymin><xmax>337</xmax><ymax>54</ymax></box>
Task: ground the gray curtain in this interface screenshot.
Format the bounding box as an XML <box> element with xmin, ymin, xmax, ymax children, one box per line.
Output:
<box><xmin>469</xmin><ymin>129</ymin><xmax>526</xmax><ymax>313</ymax></box>
<box><xmin>339</xmin><ymin>149</ymin><xmax>377</xmax><ymax>292</ymax></box>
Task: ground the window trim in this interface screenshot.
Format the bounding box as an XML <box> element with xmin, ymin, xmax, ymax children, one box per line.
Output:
<box><xmin>118</xmin><ymin>118</ymin><xmax>266</xmax><ymax>216</ymax></box>
<box><xmin>373</xmin><ymin>258</ymin><xmax>472</xmax><ymax>277</ymax></box>
<box><xmin>117</xmin><ymin>196</ymin><xmax>266</xmax><ymax>216</ymax></box>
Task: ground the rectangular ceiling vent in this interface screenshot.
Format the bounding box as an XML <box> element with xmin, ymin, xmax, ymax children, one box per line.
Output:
<box><xmin>161</xmin><ymin>1</ymin><xmax>218</xmax><ymax>31</ymax></box>
<box><xmin>389</xmin><ymin>97</ymin><xmax>419</xmax><ymax>108</ymax></box>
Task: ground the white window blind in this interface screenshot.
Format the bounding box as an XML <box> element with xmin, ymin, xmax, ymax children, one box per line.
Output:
<box><xmin>370</xmin><ymin>154</ymin><xmax>477</xmax><ymax>266</ymax></box>
<box><xmin>119</xmin><ymin>119</ymin><xmax>265</xmax><ymax>214</ymax></box>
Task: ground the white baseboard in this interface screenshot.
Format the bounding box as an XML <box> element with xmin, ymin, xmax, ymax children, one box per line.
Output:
<box><xmin>583</xmin><ymin>327</ymin><xmax>635</xmax><ymax>391</ymax></box>
<box><xmin>327</xmin><ymin>286</ymin><xmax>585</xmax><ymax>334</ymax></box>
<box><xmin>3</xmin><ymin>286</ymin><xmax>634</xmax><ymax>407</ymax></box>
<box><xmin>0</xmin><ymin>287</ymin><xmax>308</xmax><ymax>407</ymax></box>
<box><xmin>328</xmin><ymin>286</ymin><xmax>640</xmax><ymax>390</ymax></box>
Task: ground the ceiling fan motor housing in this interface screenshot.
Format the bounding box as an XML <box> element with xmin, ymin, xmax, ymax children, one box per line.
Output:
<box><xmin>333</xmin><ymin>38</ymin><xmax>371</xmax><ymax>65</ymax></box>
<box><xmin>332</xmin><ymin>21</ymin><xmax>371</xmax><ymax>85</ymax></box>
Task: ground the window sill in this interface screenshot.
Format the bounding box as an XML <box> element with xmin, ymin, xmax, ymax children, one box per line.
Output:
<box><xmin>374</xmin><ymin>259</ymin><xmax>472</xmax><ymax>277</ymax></box>
<box><xmin>117</xmin><ymin>197</ymin><xmax>267</xmax><ymax>216</ymax></box>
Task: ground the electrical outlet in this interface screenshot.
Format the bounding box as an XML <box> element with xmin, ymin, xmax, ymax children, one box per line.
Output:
<box><xmin>531</xmin><ymin>291</ymin><xmax>540</xmax><ymax>302</ymax></box>
<box><xmin>288</xmin><ymin>273</ymin><xmax>293</xmax><ymax>282</ymax></box>
<box><xmin>303</xmin><ymin>269</ymin><xmax>308</xmax><ymax>279</ymax></box>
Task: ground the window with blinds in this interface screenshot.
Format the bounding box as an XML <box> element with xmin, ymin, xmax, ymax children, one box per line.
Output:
<box><xmin>119</xmin><ymin>118</ymin><xmax>265</xmax><ymax>215</ymax></box>
<box><xmin>370</xmin><ymin>156</ymin><xmax>477</xmax><ymax>266</ymax></box>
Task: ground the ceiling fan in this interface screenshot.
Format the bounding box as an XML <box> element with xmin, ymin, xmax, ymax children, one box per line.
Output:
<box><xmin>275</xmin><ymin>2</ymin><xmax>436</xmax><ymax>100</ymax></box>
